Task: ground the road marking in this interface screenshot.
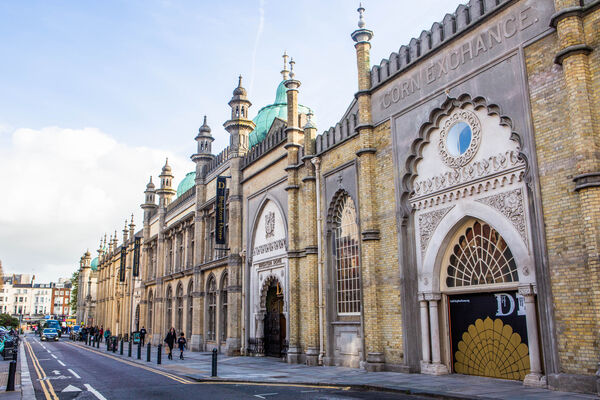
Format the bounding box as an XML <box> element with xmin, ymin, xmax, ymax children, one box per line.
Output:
<box><xmin>84</xmin><ymin>384</ymin><xmax>108</xmax><ymax>400</ymax></box>
<box><xmin>300</xmin><ymin>390</ymin><xmax>318</xmax><ymax>393</ymax></box>
<box><xmin>50</xmin><ymin>354</ymin><xmax>57</xmax><ymax>359</ymax></box>
<box><xmin>65</xmin><ymin>341</ymin><xmax>194</xmax><ymax>384</ymax></box>
<box><xmin>52</xmin><ymin>370</ymin><xmax>60</xmax><ymax>375</ymax></box>
<box><xmin>254</xmin><ymin>393</ymin><xmax>277</xmax><ymax>399</ymax></box>
<box><xmin>57</xmin><ymin>360</ymin><xmax>66</xmax><ymax>367</ymax></box>
<box><xmin>25</xmin><ymin>340</ymin><xmax>59</xmax><ymax>400</ymax></box>
<box><xmin>62</xmin><ymin>384</ymin><xmax>82</xmax><ymax>392</ymax></box>
<box><xmin>68</xmin><ymin>369</ymin><xmax>81</xmax><ymax>379</ymax></box>
<box><xmin>195</xmin><ymin>381</ymin><xmax>351</xmax><ymax>390</ymax></box>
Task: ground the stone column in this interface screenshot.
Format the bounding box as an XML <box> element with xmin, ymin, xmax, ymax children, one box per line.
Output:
<box><xmin>520</xmin><ymin>284</ymin><xmax>544</xmax><ymax>387</ymax></box>
<box><xmin>418</xmin><ymin>294</ymin><xmax>431</xmax><ymax>366</ymax></box>
<box><xmin>422</xmin><ymin>293</ymin><xmax>447</xmax><ymax>375</ymax></box>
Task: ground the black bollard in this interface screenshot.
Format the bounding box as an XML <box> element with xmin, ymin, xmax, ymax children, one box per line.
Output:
<box><xmin>211</xmin><ymin>348</ymin><xmax>217</xmax><ymax>377</ymax></box>
<box><xmin>157</xmin><ymin>344</ymin><xmax>162</xmax><ymax>365</ymax></box>
<box><xmin>146</xmin><ymin>343</ymin><xmax>151</xmax><ymax>362</ymax></box>
<box><xmin>112</xmin><ymin>338</ymin><xmax>117</xmax><ymax>353</ymax></box>
<box><xmin>120</xmin><ymin>339</ymin><xmax>123</xmax><ymax>355</ymax></box>
<box><xmin>106</xmin><ymin>338</ymin><xmax>110</xmax><ymax>351</ymax></box>
<box><xmin>97</xmin><ymin>338</ymin><xmax>100</xmax><ymax>348</ymax></box>
<box><xmin>137</xmin><ymin>342</ymin><xmax>141</xmax><ymax>360</ymax></box>
<box><xmin>12</xmin><ymin>348</ymin><xmax>17</xmax><ymax>361</ymax></box>
<box><xmin>6</xmin><ymin>360</ymin><xmax>16</xmax><ymax>391</ymax></box>
<box><xmin>128</xmin><ymin>340</ymin><xmax>132</xmax><ymax>357</ymax></box>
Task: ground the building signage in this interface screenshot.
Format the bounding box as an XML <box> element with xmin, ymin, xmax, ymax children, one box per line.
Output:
<box><xmin>448</xmin><ymin>291</ymin><xmax>527</xmax><ymax>373</ymax></box>
<box><xmin>215</xmin><ymin>176</ymin><xmax>227</xmax><ymax>245</ymax></box>
<box><xmin>133</xmin><ymin>237</ymin><xmax>141</xmax><ymax>277</ymax></box>
<box><xmin>119</xmin><ymin>247</ymin><xmax>126</xmax><ymax>282</ymax></box>
<box><xmin>372</xmin><ymin>0</ymin><xmax>554</xmax><ymax>122</ymax></box>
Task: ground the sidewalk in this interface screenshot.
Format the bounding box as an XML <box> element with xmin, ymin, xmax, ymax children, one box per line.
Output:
<box><xmin>0</xmin><ymin>341</ymin><xmax>35</xmax><ymax>400</ymax></box>
<box><xmin>75</xmin><ymin>340</ymin><xmax>597</xmax><ymax>399</ymax></box>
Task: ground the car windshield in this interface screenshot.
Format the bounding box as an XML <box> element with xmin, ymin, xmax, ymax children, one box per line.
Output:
<box><xmin>43</xmin><ymin>329</ymin><xmax>56</xmax><ymax>334</ymax></box>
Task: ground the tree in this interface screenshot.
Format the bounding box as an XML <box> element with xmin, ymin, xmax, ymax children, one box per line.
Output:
<box><xmin>0</xmin><ymin>313</ymin><xmax>19</xmax><ymax>328</ymax></box>
<box><xmin>70</xmin><ymin>270</ymin><xmax>79</xmax><ymax>312</ymax></box>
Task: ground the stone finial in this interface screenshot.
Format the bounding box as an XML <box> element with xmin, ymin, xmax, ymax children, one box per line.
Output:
<box><xmin>289</xmin><ymin>57</ymin><xmax>296</xmax><ymax>79</ymax></box>
<box><xmin>281</xmin><ymin>51</ymin><xmax>290</xmax><ymax>80</ymax></box>
<box><xmin>357</xmin><ymin>3</ymin><xmax>366</xmax><ymax>28</ymax></box>
<box><xmin>304</xmin><ymin>111</ymin><xmax>317</xmax><ymax>130</ymax></box>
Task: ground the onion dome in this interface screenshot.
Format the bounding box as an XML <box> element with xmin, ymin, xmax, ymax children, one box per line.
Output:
<box><xmin>91</xmin><ymin>257</ymin><xmax>99</xmax><ymax>271</ymax></box>
<box><xmin>176</xmin><ymin>171</ymin><xmax>196</xmax><ymax>197</ymax></box>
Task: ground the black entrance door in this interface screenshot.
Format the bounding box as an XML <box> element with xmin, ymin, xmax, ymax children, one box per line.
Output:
<box><xmin>264</xmin><ymin>281</ymin><xmax>284</xmax><ymax>357</ymax></box>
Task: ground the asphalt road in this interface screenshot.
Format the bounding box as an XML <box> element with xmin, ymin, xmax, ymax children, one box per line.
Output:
<box><xmin>23</xmin><ymin>334</ymin><xmax>428</xmax><ymax>400</ymax></box>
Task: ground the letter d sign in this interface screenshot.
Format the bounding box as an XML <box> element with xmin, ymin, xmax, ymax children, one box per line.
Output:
<box><xmin>495</xmin><ymin>293</ymin><xmax>515</xmax><ymax>317</ymax></box>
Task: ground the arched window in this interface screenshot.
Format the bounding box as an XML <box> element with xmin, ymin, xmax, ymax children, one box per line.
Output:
<box><xmin>220</xmin><ymin>273</ymin><xmax>228</xmax><ymax>342</ymax></box>
<box><xmin>445</xmin><ymin>220</ymin><xmax>518</xmax><ymax>288</ymax></box>
<box><xmin>187</xmin><ymin>281</ymin><xmax>193</xmax><ymax>340</ymax></box>
<box><xmin>147</xmin><ymin>291</ymin><xmax>153</xmax><ymax>332</ymax></box>
<box><xmin>176</xmin><ymin>284</ymin><xmax>184</xmax><ymax>333</ymax></box>
<box><xmin>135</xmin><ymin>304</ymin><xmax>140</xmax><ymax>331</ymax></box>
<box><xmin>333</xmin><ymin>194</ymin><xmax>361</xmax><ymax>315</ymax></box>
<box><xmin>166</xmin><ymin>286</ymin><xmax>173</xmax><ymax>329</ymax></box>
<box><xmin>207</xmin><ymin>277</ymin><xmax>216</xmax><ymax>341</ymax></box>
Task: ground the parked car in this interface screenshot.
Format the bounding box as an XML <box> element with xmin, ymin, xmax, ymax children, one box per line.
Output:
<box><xmin>41</xmin><ymin>328</ymin><xmax>59</xmax><ymax>342</ymax></box>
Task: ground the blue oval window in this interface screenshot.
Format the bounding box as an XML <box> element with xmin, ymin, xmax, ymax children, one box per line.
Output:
<box><xmin>446</xmin><ymin>122</ymin><xmax>472</xmax><ymax>156</ymax></box>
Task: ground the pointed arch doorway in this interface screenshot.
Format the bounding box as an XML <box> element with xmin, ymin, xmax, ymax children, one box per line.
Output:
<box><xmin>262</xmin><ymin>277</ymin><xmax>286</xmax><ymax>357</ymax></box>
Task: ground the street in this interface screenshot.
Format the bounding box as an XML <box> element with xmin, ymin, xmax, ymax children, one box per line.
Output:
<box><xmin>22</xmin><ymin>334</ymin><xmax>429</xmax><ymax>399</ymax></box>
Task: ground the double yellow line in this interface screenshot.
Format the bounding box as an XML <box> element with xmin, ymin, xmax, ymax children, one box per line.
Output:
<box><xmin>66</xmin><ymin>341</ymin><xmax>194</xmax><ymax>384</ymax></box>
<box><xmin>24</xmin><ymin>340</ymin><xmax>59</xmax><ymax>400</ymax></box>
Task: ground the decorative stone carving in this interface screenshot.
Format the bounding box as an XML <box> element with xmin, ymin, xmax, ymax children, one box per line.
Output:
<box><xmin>252</xmin><ymin>238</ymin><xmax>286</xmax><ymax>257</ymax></box>
<box><xmin>265</xmin><ymin>211</ymin><xmax>275</xmax><ymax>239</ymax></box>
<box><xmin>476</xmin><ymin>188</ymin><xmax>528</xmax><ymax>245</ymax></box>
<box><xmin>413</xmin><ymin>150</ymin><xmax>524</xmax><ymax>197</ymax></box>
<box><xmin>418</xmin><ymin>206</ymin><xmax>454</xmax><ymax>257</ymax></box>
<box><xmin>438</xmin><ymin>109</ymin><xmax>482</xmax><ymax>168</ymax></box>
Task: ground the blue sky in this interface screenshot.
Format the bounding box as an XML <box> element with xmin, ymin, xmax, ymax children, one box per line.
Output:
<box><xmin>0</xmin><ymin>0</ymin><xmax>463</xmax><ymax>283</ymax></box>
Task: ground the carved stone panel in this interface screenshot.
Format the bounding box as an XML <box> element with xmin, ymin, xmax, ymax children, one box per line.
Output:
<box><xmin>476</xmin><ymin>188</ymin><xmax>527</xmax><ymax>246</ymax></box>
<box><xmin>418</xmin><ymin>206</ymin><xmax>454</xmax><ymax>257</ymax></box>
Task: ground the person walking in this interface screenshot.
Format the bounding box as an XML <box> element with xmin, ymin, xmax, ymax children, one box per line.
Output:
<box><xmin>139</xmin><ymin>326</ymin><xmax>147</xmax><ymax>346</ymax></box>
<box><xmin>99</xmin><ymin>326</ymin><xmax>104</xmax><ymax>343</ymax></box>
<box><xmin>177</xmin><ymin>333</ymin><xmax>187</xmax><ymax>360</ymax></box>
<box><xmin>164</xmin><ymin>328</ymin><xmax>176</xmax><ymax>360</ymax></box>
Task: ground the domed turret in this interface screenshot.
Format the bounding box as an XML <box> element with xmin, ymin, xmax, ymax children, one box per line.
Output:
<box><xmin>156</xmin><ymin>158</ymin><xmax>176</xmax><ymax>207</ymax></box>
<box><xmin>191</xmin><ymin>115</ymin><xmax>216</xmax><ymax>182</ymax></box>
<box><xmin>224</xmin><ymin>75</ymin><xmax>256</xmax><ymax>156</ymax></box>
<box><xmin>141</xmin><ymin>176</ymin><xmax>158</xmax><ymax>220</ymax></box>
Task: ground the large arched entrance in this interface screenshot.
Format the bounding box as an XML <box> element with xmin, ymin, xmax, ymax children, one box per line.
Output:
<box><xmin>442</xmin><ymin>219</ymin><xmax>529</xmax><ymax>380</ymax></box>
<box><xmin>262</xmin><ymin>278</ymin><xmax>286</xmax><ymax>357</ymax></box>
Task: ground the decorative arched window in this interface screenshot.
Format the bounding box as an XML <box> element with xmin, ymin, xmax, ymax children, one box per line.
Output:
<box><xmin>332</xmin><ymin>194</ymin><xmax>361</xmax><ymax>315</ymax></box>
<box><xmin>187</xmin><ymin>281</ymin><xmax>193</xmax><ymax>340</ymax></box>
<box><xmin>220</xmin><ymin>273</ymin><xmax>228</xmax><ymax>342</ymax></box>
<box><xmin>445</xmin><ymin>220</ymin><xmax>518</xmax><ymax>288</ymax></box>
<box><xmin>176</xmin><ymin>284</ymin><xmax>184</xmax><ymax>333</ymax></box>
<box><xmin>166</xmin><ymin>286</ymin><xmax>173</xmax><ymax>329</ymax></box>
<box><xmin>207</xmin><ymin>277</ymin><xmax>216</xmax><ymax>341</ymax></box>
<box><xmin>147</xmin><ymin>291</ymin><xmax>153</xmax><ymax>332</ymax></box>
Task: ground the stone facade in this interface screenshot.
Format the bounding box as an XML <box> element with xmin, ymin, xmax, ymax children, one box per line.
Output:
<box><xmin>77</xmin><ymin>0</ymin><xmax>600</xmax><ymax>395</ymax></box>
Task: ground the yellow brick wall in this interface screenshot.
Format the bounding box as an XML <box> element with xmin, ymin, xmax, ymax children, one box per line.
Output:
<box><xmin>525</xmin><ymin>22</ymin><xmax>600</xmax><ymax>375</ymax></box>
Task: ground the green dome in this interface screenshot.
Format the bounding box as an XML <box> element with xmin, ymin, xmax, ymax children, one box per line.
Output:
<box><xmin>91</xmin><ymin>257</ymin><xmax>99</xmax><ymax>271</ymax></box>
<box><xmin>176</xmin><ymin>171</ymin><xmax>196</xmax><ymax>197</ymax></box>
<box><xmin>249</xmin><ymin>81</ymin><xmax>312</xmax><ymax>148</ymax></box>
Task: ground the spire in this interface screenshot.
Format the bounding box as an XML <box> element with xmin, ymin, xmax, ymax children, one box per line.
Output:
<box><xmin>225</xmin><ymin>74</ymin><xmax>255</xmax><ymax>157</ymax></box>
<box><xmin>281</xmin><ymin>51</ymin><xmax>290</xmax><ymax>80</ymax></box>
<box><xmin>129</xmin><ymin>214</ymin><xmax>135</xmax><ymax>238</ymax></box>
<box><xmin>357</xmin><ymin>3</ymin><xmax>366</xmax><ymax>28</ymax></box>
<box><xmin>289</xmin><ymin>57</ymin><xmax>296</xmax><ymax>80</ymax></box>
<box><xmin>351</xmin><ymin>3</ymin><xmax>373</xmax><ymax>43</ymax></box>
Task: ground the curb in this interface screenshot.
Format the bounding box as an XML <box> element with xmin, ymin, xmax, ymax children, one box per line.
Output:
<box><xmin>19</xmin><ymin>341</ymin><xmax>35</xmax><ymax>399</ymax></box>
<box><xmin>185</xmin><ymin>376</ymin><xmax>486</xmax><ymax>400</ymax></box>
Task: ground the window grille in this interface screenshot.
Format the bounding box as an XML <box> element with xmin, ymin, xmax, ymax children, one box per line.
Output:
<box><xmin>187</xmin><ymin>282</ymin><xmax>193</xmax><ymax>340</ymax></box>
<box><xmin>176</xmin><ymin>285</ymin><xmax>183</xmax><ymax>333</ymax></box>
<box><xmin>220</xmin><ymin>274</ymin><xmax>228</xmax><ymax>342</ymax></box>
<box><xmin>147</xmin><ymin>291</ymin><xmax>153</xmax><ymax>330</ymax></box>
<box><xmin>333</xmin><ymin>194</ymin><xmax>361</xmax><ymax>315</ymax></box>
<box><xmin>207</xmin><ymin>277</ymin><xmax>216</xmax><ymax>340</ymax></box>
<box><xmin>166</xmin><ymin>286</ymin><xmax>173</xmax><ymax>329</ymax></box>
<box><xmin>446</xmin><ymin>220</ymin><xmax>518</xmax><ymax>288</ymax></box>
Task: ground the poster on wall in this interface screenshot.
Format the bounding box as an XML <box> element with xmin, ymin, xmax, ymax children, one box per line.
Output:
<box><xmin>215</xmin><ymin>176</ymin><xmax>226</xmax><ymax>245</ymax></box>
<box><xmin>448</xmin><ymin>291</ymin><xmax>529</xmax><ymax>380</ymax></box>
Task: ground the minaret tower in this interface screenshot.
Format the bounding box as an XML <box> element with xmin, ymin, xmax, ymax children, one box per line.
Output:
<box><xmin>156</xmin><ymin>159</ymin><xmax>176</xmax><ymax>208</ymax></box>
<box><xmin>191</xmin><ymin>116</ymin><xmax>215</xmax><ymax>180</ymax></box>
<box><xmin>141</xmin><ymin>177</ymin><xmax>158</xmax><ymax>222</ymax></box>
<box><xmin>223</xmin><ymin>76</ymin><xmax>256</xmax><ymax>157</ymax></box>
<box><xmin>129</xmin><ymin>214</ymin><xmax>135</xmax><ymax>239</ymax></box>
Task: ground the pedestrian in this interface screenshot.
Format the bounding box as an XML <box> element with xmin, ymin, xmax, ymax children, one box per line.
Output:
<box><xmin>99</xmin><ymin>326</ymin><xmax>104</xmax><ymax>343</ymax></box>
<box><xmin>177</xmin><ymin>332</ymin><xmax>187</xmax><ymax>360</ymax></box>
<box><xmin>104</xmin><ymin>328</ymin><xmax>111</xmax><ymax>343</ymax></box>
<box><xmin>139</xmin><ymin>326</ymin><xmax>147</xmax><ymax>346</ymax></box>
<box><xmin>164</xmin><ymin>327</ymin><xmax>176</xmax><ymax>360</ymax></box>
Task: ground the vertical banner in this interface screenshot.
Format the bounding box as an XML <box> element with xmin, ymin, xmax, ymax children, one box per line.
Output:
<box><xmin>119</xmin><ymin>246</ymin><xmax>126</xmax><ymax>282</ymax></box>
<box><xmin>133</xmin><ymin>237</ymin><xmax>141</xmax><ymax>277</ymax></box>
<box><xmin>215</xmin><ymin>176</ymin><xmax>226</xmax><ymax>245</ymax></box>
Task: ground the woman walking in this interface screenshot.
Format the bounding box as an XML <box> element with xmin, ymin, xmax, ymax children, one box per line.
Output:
<box><xmin>177</xmin><ymin>332</ymin><xmax>187</xmax><ymax>360</ymax></box>
<box><xmin>164</xmin><ymin>327</ymin><xmax>176</xmax><ymax>360</ymax></box>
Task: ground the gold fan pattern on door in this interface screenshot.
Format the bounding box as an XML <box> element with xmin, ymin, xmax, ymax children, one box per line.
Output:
<box><xmin>454</xmin><ymin>317</ymin><xmax>530</xmax><ymax>380</ymax></box>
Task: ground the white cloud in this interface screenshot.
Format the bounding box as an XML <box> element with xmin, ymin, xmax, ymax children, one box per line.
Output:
<box><xmin>0</xmin><ymin>126</ymin><xmax>193</xmax><ymax>283</ymax></box>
